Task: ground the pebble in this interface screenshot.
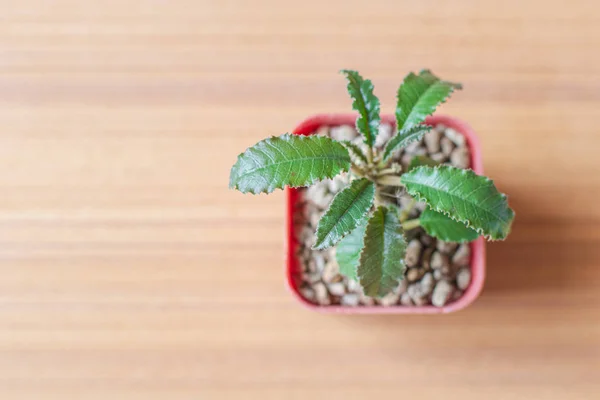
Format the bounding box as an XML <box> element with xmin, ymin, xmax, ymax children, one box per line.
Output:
<box><xmin>450</xmin><ymin>147</ymin><xmax>470</xmax><ymax>169</ymax></box>
<box><xmin>456</xmin><ymin>268</ymin><xmax>472</xmax><ymax>290</ymax></box>
<box><xmin>437</xmin><ymin>241</ymin><xmax>458</xmax><ymax>254</ymax></box>
<box><xmin>405</xmin><ymin>140</ymin><xmax>422</xmax><ymax>153</ymax></box>
<box><xmin>405</xmin><ymin>240</ymin><xmax>422</xmax><ymax>267</ymax></box>
<box><xmin>347</xmin><ymin>278</ymin><xmax>360</xmax><ymax>292</ymax></box>
<box><xmin>310</xmin><ymin>212</ymin><xmax>321</xmax><ymax>230</ymax></box>
<box><xmin>306</xmin><ymin>183</ymin><xmax>332</xmax><ymax>209</ymax></box>
<box><xmin>424</xmin><ymin>129</ymin><xmax>442</xmax><ymax>153</ymax></box>
<box><xmin>422</xmin><ymin>247</ymin><xmax>435</xmax><ymax>270</ymax></box>
<box><xmin>452</xmin><ymin>244</ymin><xmax>471</xmax><ymax>266</ymax></box>
<box><xmin>431</xmin><ymin>280</ymin><xmax>454</xmax><ymax>307</ymax></box>
<box><xmin>430</xmin><ymin>251</ymin><xmax>449</xmax><ymax>269</ymax></box>
<box><xmin>341</xmin><ymin>293</ymin><xmax>360</xmax><ymax>306</ymax></box>
<box><xmin>397</xmin><ymin>279</ymin><xmax>408</xmax><ymax>294</ymax></box>
<box><xmin>330</xmin><ymin>125</ymin><xmax>357</xmax><ymax>141</ymax></box>
<box><xmin>321</xmin><ymin>261</ymin><xmax>340</xmax><ymax>283</ymax></box>
<box><xmin>400</xmin><ymin>292</ymin><xmax>414</xmax><ymax>306</ymax></box>
<box><xmin>445</xmin><ymin>127</ymin><xmax>465</xmax><ymax>146</ymax></box>
<box><xmin>327</xmin><ymin>175</ymin><xmax>347</xmax><ymax>193</ymax></box>
<box><xmin>300</xmin><ymin>287</ymin><xmax>316</xmax><ymax>302</ymax></box>
<box><xmin>313</xmin><ymin>282</ymin><xmax>331</xmax><ymax>305</ymax></box>
<box><xmin>407</xmin><ymin>283</ymin><xmax>427</xmax><ymax>304</ymax></box>
<box><xmin>420</xmin><ymin>235</ymin><xmax>435</xmax><ymax>246</ymax></box>
<box><xmin>315</xmin><ymin>125</ymin><xmax>330</xmax><ymax>137</ymax></box>
<box><xmin>420</xmin><ymin>272</ymin><xmax>434</xmax><ymax>295</ymax></box>
<box><xmin>431</xmin><ymin>153</ymin><xmax>447</xmax><ymax>163</ymax></box>
<box><xmin>379</xmin><ymin>291</ymin><xmax>400</xmax><ymax>306</ymax></box>
<box><xmin>406</xmin><ymin>267</ymin><xmax>424</xmax><ymax>282</ymax></box>
<box><xmin>375</xmin><ymin>123</ymin><xmax>393</xmax><ymax>147</ymax></box>
<box><xmin>328</xmin><ymin>281</ymin><xmax>346</xmax><ymax>296</ymax></box>
<box><xmin>360</xmin><ymin>294</ymin><xmax>376</xmax><ymax>306</ymax></box>
<box><xmin>440</xmin><ymin>136</ymin><xmax>455</xmax><ymax>156</ymax></box>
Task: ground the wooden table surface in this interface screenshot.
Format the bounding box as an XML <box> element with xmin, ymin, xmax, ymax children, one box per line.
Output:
<box><xmin>0</xmin><ymin>1</ymin><xmax>599</xmax><ymax>398</ymax></box>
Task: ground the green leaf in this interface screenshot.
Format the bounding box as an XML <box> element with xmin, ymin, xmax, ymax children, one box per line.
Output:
<box><xmin>229</xmin><ymin>134</ymin><xmax>351</xmax><ymax>194</ymax></box>
<box><xmin>357</xmin><ymin>206</ymin><xmax>407</xmax><ymax>297</ymax></box>
<box><xmin>340</xmin><ymin>70</ymin><xmax>381</xmax><ymax>147</ymax></box>
<box><xmin>401</xmin><ymin>166</ymin><xmax>515</xmax><ymax>240</ymax></box>
<box><xmin>335</xmin><ymin>221</ymin><xmax>367</xmax><ymax>281</ymax></box>
<box><xmin>395</xmin><ymin>70</ymin><xmax>462</xmax><ymax>131</ymax></box>
<box><xmin>419</xmin><ymin>207</ymin><xmax>480</xmax><ymax>243</ymax></box>
<box><xmin>313</xmin><ymin>178</ymin><xmax>375</xmax><ymax>250</ymax></box>
<box><xmin>382</xmin><ymin>125</ymin><xmax>432</xmax><ymax>162</ymax></box>
<box><xmin>407</xmin><ymin>155</ymin><xmax>441</xmax><ymax>172</ymax></box>
<box><xmin>341</xmin><ymin>140</ymin><xmax>368</xmax><ymax>165</ymax></box>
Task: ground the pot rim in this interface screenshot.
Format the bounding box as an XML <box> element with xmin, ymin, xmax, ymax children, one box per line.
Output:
<box><xmin>285</xmin><ymin>114</ymin><xmax>486</xmax><ymax>314</ymax></box>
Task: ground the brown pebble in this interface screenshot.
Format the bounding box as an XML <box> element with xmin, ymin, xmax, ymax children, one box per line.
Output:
<box><xmin>424</xmin><ymin>129</ymin><xmax>442</xmax><ymax>153</ymax></box>
<box><xmin>432</xmin><ymin>280</ymin><xmax>454</xmax><ymax>307</ymax></box>
<box><xmin>400</xmin><ymin>292</ymin><xmax>414</xmax><ymax>306</ymax></box>
<box><xmin>440</xmin><ymin>136</ymin><xmax>455</xmax><ymax>156</ymax></box>
<box><xmin>437</xmin><ymin>241</ymin><xmax>458</xmax><ymax>254</ymax></box>
<box><xmin>452</xmin><ymin>244</ymin><xmax>471</xmax><ymax>266</ymax></box>
<box><xmin>313</xmin><ymin>282</ymin><xmax>331</xmax><ymax>305</ymax></box>
<box><xmin>327</xmin><ymin>281</ymin><xmax>346</xmax><ymax>296</ymax></box>
<box><xmin>450</xmin><ymin>147</ymin><xmax>470</xmax><ymax>169</ymax></box>
<box><xmin>341</xmin><ymin>293</ymin><xmax>360</xmax><ymax>306</ymax></box>
<box><xmin>456</xmin><ymin>267</ymin><xmax>472</xmax><ymax>290</ymax></box>
<box><xmin>430</xmin><ymin>251</ymin><xmax>449</xmax><ymax>269</ymax></box>
<box><xmin>406</xmin><ymin>267</ymin><xmax>424</xmax><ymax>282</ymax></box>
<box><xmin>405</xmin><ymin>240</ymin><xmax>422</xmax><ymax>267</ymax></box>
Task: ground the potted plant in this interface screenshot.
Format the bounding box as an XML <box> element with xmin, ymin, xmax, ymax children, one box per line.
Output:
<box><xmin>229</xmin><ymin>70</ymin><xmax>515</xmax><ymax>313</ymax></box>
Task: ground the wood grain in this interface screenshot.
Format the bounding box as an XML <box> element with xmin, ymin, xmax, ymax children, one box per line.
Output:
<box><xmin>0</xmin><ymin>1</ymin><xmax>599</xmax><ymax>398</ymax></box>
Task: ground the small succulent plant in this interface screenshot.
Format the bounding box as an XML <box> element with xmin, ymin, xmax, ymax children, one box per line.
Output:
<box><xmin>229</xmin><ymin>70</ymin><xmax>514</xmax><ymax>298</ymax></box>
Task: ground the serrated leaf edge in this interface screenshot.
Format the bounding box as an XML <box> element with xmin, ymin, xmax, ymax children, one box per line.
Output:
<box><xmin>340</xmin><ymin>69</ymin><xmax>380</xmax><ymax>147</ymax></box>
<box><xmin>229</xmin><ymin>133</ymin><xmax>351</xmax><ymax>195</ymax></box>
<box><xmin>395</xmin><ymin>69</ymin><xmax>462</xmax><ymax>132</ymax></box>
<box><xmin>383</xmin><ymin>124</ymin><xmax>432</xmax><ymax>162</ymax></box>
<box><xmin>357</xmin><ymin>206</ymin><xmax>407</xmax><ymax>297</ymax></box>
<box><xmin>312</xmin><ymin>178</ymin><xmax>375</xmax><ymax>250</ymax></box>
<box><xmin>401</xmin><ymin>165</ymin><xmax>515</xmax><ymax>241</ymax></box>
<box><xmin>419</xmin><ymin>207</ymin><xmax>479</xmax><ymax>243</ymax></box>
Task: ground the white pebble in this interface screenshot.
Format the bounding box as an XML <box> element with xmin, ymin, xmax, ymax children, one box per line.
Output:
<box><xmin>432</xmin><ymin>280</ymin><xmax>454</xmax><ymax>307</ymax></box>
<box><xmin>330</xmin><ymin>125</ymin><xmax>358</xmax><ymax>141</ymax></box>
<box><xmin>456</xmin><ymin>268</ymin><xmax>472</xmax><ymax>290</ymax></box>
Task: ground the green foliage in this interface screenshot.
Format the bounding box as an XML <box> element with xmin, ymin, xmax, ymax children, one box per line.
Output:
<box><xmin>357</xmin><ymin>207</ymin><xmax>406</xmax><ymax>297</ymax></box>
<box><xmin>419</xmin><ymin>207</ymin><xmax>479</xmax><ymax>243</ymax></box>
<box><xmin>401</xmin><ymin>166</ymin><xmax>514</xmax><ymax>240</ymax></box>
<box><xmin>230</xmin><ymin>68</ymin><xmax>515</xmax><ymax>301</ymax></box>
<box><xmin>313</xmin><ymin>178</ymin><xmax>375</xmax><ymax>250</ymax></box>
<box><xmin>229</xmin><ymin>134</ymin><xmax>351</xmax><ymax>194</ymax></box>
<box><xmin>395</xmin><ymin>70</ymin><xmax>461</xmax><ymax>132</ymax></box>
<box><xmin>382</xmin><ymin>125</ymin><xmax>432</xmax><ymax>162</ymax></box>
<box><xmin>340</xmin><ymin>70</ymin><xmax>381</xmax><ymax>147</ymax></box>
<box><xmin>335</xmin><ymin>221</ymin><xmax>367</xmax><ymax>281</ymax></box>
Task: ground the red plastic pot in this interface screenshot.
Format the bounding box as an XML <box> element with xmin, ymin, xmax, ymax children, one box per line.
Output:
<box><xmin>285</xmin><ymin>114</ymin><xmax>486</xmax><ymax>314</ymax></box>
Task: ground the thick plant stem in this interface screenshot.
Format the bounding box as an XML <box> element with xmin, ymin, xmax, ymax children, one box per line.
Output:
<box><xmin>399</xmin><ymin>198</ymin><xmax>416</xmax><ymax>222</ymax></box>
<box><xmin>351</xmin><ymin>165</ymin><xmax>366</xmax><ymax>177</ymax></box>
<box><xmin>376</xmin><ymin>175</ymin><xmax>403</xmax><ymax>186</ymax></box>
<box><xmin>402</xmin><ymin>218</ymin><xmax>421</xmax><ymax>231</ymax></box>
<box><xmin>366</xmin><ymin>146</ymin><xmax>374</xmax><ymax>167</ymax></box>
<box><xmin>377</xmin><ymin>168</ymin><xmax>398</xmax><ymax>176</ymax></box>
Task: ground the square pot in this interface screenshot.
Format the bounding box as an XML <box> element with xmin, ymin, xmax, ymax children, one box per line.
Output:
<box><xmin>286</xmin><ymin>114</ymin><xmax>486</xmax><ymax>314</ymax></box>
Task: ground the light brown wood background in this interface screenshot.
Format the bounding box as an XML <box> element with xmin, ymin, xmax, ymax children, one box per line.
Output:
<box><xmin>0</xmin><ymin>0</ymin><xmax>598</xmax><ymax>399</ymax></box>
